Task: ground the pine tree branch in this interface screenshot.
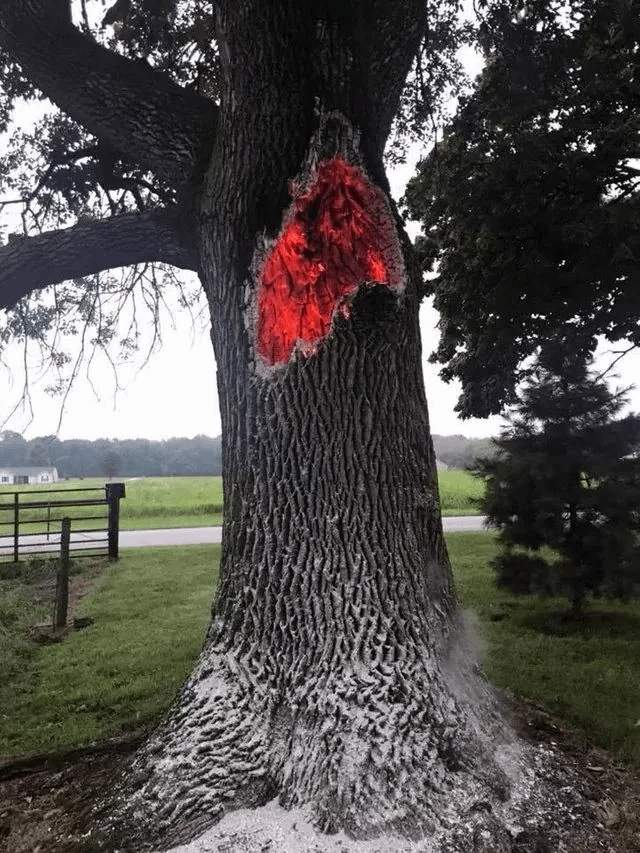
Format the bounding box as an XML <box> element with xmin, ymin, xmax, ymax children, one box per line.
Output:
<box><xmin>0</xmin><ymin>0</ymin><xmax>218</xmax><ymax>186</ymax></box>
<box><xmin>0</xmin><ymin>207</ymin><xmax>198</xmax><ymax>310</ymax></box>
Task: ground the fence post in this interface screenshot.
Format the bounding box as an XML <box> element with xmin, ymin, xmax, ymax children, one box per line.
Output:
<box><xmin>13</xmin><ymin>492</ymin><xmax>19</xmax><ymax>564</ymax></box>
<box><xmin>54</xmin><ymin>517</ymin><xmax>71</xmax><ymax>630</ymax></box>
<box><xmin>106</xmin><ymin>482</ymin><xmax>125</xmax><ymax>561</ymax></box>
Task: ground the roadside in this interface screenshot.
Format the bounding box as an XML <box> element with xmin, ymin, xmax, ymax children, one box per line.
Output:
<box><xmin>0</xmin><ymin>515</ymin><xmax>489</xmax><ymax>556</ymax></box>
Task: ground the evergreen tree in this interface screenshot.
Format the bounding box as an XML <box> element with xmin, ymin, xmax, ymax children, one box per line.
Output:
<box><xmin>476</xmin><ymin>357</ymin><xmax>640</xmax><ymax>610</ymax></box>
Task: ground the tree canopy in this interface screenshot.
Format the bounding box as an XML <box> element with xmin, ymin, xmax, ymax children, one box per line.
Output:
<box><xmin>5</xmin><ymin>2</ymin><xmax>639</xmax><ymax>422</ymax></box>
<box><xmin>0</xmin><ymin>0</ymin><xmax>465</xmax><ymax>379</ymax></box>
<box><xmin>404</xmin><ymin>0</ymin><xmax>640</xmax><ymax>418</ymax></box>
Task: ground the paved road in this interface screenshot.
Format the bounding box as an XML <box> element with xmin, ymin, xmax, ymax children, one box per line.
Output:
<box><xmin>117</xmin><ymin>515</ymin><xmax>488</xmax><ymax>547</ymax></box>
<box><xmin>0</xmin><ymin>516</ymin><xmax>487</xmax><ymax>556</ymax></box>
<box><xmin>442</xmin><ymin>515</ymin><xmax>488</xmax><ymax>532</ymax></box>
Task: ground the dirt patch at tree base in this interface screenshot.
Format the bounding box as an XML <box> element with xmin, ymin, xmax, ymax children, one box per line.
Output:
<box><xmin>0</xmin><ymin>703</ymin><xmax>638</xmax><ymax>853</ymax></box>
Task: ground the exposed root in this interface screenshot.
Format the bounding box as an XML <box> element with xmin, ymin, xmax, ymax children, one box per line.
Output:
<box><xmin>158</xmin><ymin>737</ymin><xmax>604</xmax><ymax>853</ymax></box>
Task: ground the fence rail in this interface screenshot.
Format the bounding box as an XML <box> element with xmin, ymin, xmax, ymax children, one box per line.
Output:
<box><xmin>0</xmin><ymin>482</ymin><xmax>125</xmax><ymax>563</ymax></box>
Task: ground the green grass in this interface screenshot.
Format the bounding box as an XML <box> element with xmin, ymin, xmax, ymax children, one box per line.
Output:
<box><xmin>121</xmin><ymin>512</ymin><xmax>224</xmax><ymax>529</ymax></box>
<box><xmin>438</xmin><ymin>468</ymin><xmax>484</xmax><ymax>515</ymax></box>
<box><xmin>0</xmin><ymin>585</ymin><xmax>43</xmax><ymax>687</ymax></box>
<box><xmin>0</xmin><ymin>547</ymin><xmax>218</xmax><ymax>757</ymax></box>
<box><xmin>1</xmin><ymin>534</ymin><xmax>638</xmax><ymax>766</ymax></box>
<box><xmin>449</xmin><ymin>533</ymin><xmax>640</xmax><ymax>765</ymax></box>
<box><xmin>0</xmin><ymin>476</ymin><xmax>224</xmax><ymax>533</ymax></box>
<box><xmin>0</xmin><ymin>470</ymin><xmax>482</xmax><ymax>533</ymax></box>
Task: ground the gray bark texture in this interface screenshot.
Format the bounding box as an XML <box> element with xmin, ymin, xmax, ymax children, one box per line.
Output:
<box><xmin>0</xmin><ymin>2</ymin><xmax>603</xmax><ymax>851</ymax></box>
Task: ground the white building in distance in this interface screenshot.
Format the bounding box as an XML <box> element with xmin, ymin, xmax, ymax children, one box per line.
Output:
<box><xmin>0</xmin><ymin>466</ymin><xmax>59</xmax><ymax>486</ymax></box>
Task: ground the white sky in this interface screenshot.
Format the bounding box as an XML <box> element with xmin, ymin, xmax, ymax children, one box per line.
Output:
<box><xmin>1</xmin><ymin>40</ymin><xmax>639</xmax><ymax>442</ymax></box>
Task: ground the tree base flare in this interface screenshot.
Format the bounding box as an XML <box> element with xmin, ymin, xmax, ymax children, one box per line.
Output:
<box><xmin>102</xmin><ymin>621</ymin><xmax>612</xmax><ymax>853</ymax></box>
<box><xmin>163</xmin><ymin>751</ymin><xmax>590</xmax><ymax>853</ymax></box>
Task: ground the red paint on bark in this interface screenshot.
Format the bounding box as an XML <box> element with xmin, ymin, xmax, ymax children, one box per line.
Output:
<box><xmin>257</xmin><ymin>157</ymin><xmax>395</xmax><ymax>364</ymax></box>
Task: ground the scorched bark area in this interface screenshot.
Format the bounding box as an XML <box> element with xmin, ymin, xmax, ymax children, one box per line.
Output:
<box><xmin>255</xmin><ymin>155</ymin><xmax>403</xmax><ymax>365</ymax></box>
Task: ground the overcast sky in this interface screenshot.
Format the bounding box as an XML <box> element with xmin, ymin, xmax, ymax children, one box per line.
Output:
<box><xmin>2</xmin><ymin>40</ymin><xmax>639</xmax><ymax>442</ymax></box>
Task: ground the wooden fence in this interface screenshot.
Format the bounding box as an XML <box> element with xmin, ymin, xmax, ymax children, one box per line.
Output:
<box><xmin>0</xmin><ymin>482</ymin><xmax>125</xmax><ymax>563</ymax></box>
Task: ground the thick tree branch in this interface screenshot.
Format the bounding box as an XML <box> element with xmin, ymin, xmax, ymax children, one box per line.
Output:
<box><xmin>0</xmin><ymin>208</ymin><xmax>198</xmax><ymax>310</ymax></box>
<box><xmin>0</xmin><ymin>0</ymin><xmax>217</xmax><ymax>186</ymax></box>
<box><xmin>354</xmin><ymin>0</ymin><xmax>429</xmax><ymax>151</ymax></box>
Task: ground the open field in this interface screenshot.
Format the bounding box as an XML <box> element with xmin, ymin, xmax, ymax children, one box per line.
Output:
<box><xmin>0</xmin><ymin>470</ymin><xmax>482</xmax><ymax>535</ymax></box>
<box><xmin>1</xmin><ymin>533</ymin><xmax>638</xmax><ymax>767</ymax></box>
<box><xmin>437</xmin><ymin>468</ymin><xmax>484</xmax><ymax>514</ymax></box>
<box><xmin>0</xmin><ymin>477</ymin><xmax>225</xmax><ymax>535</ymax></box>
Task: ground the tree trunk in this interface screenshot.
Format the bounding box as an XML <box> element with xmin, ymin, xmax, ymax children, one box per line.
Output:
<box><xmin>118</xmin><ymin>179</ymin><xmax>513</xmax><ymax>847</ymax></box>
<box><xmin>104</xmin><ymin>4</ymin><xmax>582</xmax><ymax>850</ymax></box>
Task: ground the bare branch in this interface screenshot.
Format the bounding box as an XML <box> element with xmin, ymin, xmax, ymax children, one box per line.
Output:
<box><xmin>0</xmin><ymin>0</ymin><xmax>218</xmax><ymax>185</ymax></box>
<box><xmin>0</xmin><ymin>207</ymin><xmax>198</xmax><ymax>310</ymax></box>
<box><xmin>595</xmin><ymin>343</ymin><xmax>639</xmax><ymax>382</ymax></box>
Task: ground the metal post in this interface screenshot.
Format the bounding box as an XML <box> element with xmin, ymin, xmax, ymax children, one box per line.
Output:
<box><xmin>106</xmin><ymin>482</ymin><xmax>125</xmax><ymax>561</ymax></box>
<box><xmin>13</xmin><ymin>492</ymin><xmax>19</xmax><ymax>564</ymax></box>
<box><xmin>54</xmin><ymin>517</ymin><xmax>71</xmax><ymax>630</ymax></box>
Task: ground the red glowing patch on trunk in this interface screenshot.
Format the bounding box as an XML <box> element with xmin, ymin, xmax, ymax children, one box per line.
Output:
<box><xmin>257</xmin><ymin>157</ymin><xmax>396</xmax><ymax>365</ymax></box>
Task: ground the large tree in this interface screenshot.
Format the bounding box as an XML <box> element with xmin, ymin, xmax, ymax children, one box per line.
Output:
<box><xmin>0</xmin><ymin>2</ymin><xmax>608</xmax><ymax>851</ymax></box>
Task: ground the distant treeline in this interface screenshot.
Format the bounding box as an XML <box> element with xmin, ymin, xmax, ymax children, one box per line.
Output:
<box><xmin>0</xmin><ymin>431</ymin><xmax>493</xmax><ymax>479</ymax></box>
<box><xmin>0</xmin><ymin>432</ymin><xmax>223</xmax><ymax>478</ymax></box>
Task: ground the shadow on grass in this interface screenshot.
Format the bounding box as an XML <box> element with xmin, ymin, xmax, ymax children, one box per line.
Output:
<box><xmin>519</xmin><ymin>607</ymin><xmax>640</xmax><ymax>638</ymax></box>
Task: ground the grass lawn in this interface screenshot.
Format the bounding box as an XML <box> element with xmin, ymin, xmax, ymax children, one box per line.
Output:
<box><xmin>3</xmin><ymin>533</ymin><xmax>635</xmax><ymax>766</ymax></box>
<box><xmin>437</xmin><ymin>468</ymin><xmax>484</xmax><ymax>515</ymax></box>
<box><xmin>120</xmin><ymin>512</ymin><xmax>223</xmax><ymax>529</ymax></box>
<box><xmin>0</xmin><ymin>477</ymin><xmax>225</xmax><ymax>535</ymax></box>
<box><xmin>449</xmin><ymin>534</ymin><xmax>640</xmax><ymax>765</ymax></box>
<box><xmin>0</xmin><ymin>470</ymin><xmax>482</xmax><ymax>535</ymax></box>
<box><xmin>0</xmin><ymin>548</ymin><xmax>218</xmax><ymax>757</ymax></box>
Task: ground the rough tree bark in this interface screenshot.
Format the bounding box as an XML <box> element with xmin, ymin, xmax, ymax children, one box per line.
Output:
<box><xmin>0</xmin><ymin>2</ymin><xmax>597</xmax><ymax>851</ymax></box>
